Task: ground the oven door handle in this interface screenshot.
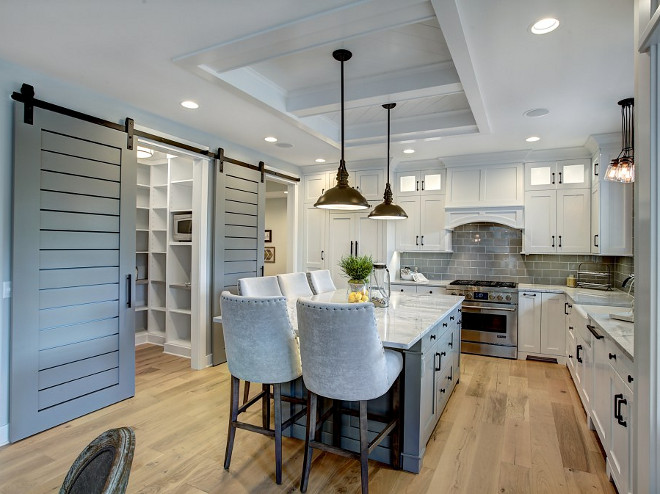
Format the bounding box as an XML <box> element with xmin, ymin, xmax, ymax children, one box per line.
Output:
<box><xmin>461</xmin><ymin>305</ymin><xmax>517</xmax><ymax>312</ymax></box>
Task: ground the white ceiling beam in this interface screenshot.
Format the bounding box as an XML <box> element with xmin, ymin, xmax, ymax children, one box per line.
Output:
<box><xmin>345</xmin><ymin>109</ymin><xmax>477</xmax><ymax>142</ymax></box>
<box><xmin>430</xmin><ymin>0</ymin><xmax>491</xmax><ymax>134</ymax></box>
<box><xmin>174</xmin><ymin>0</ymin><xmax>434</xmax><ymax>73</ymax></box>
<box><xmin>288</xmin><ymin>62</ymin><xmax>461</xmax><ymax>116</ymax></box>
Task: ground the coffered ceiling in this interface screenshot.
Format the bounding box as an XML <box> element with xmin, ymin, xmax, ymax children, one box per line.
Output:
<box><xmin>0</xmin><ymin>0</ymin><xmax>634</xmax><ymax>169</ymax></box>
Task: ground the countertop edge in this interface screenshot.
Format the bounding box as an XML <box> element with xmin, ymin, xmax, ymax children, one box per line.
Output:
<box><xmin>396</xmin><ymin>296</ymin><xmax>464</xmax><ymax>350</ymax></box>
<box><xmin>588</xmin><ymin>312</ymin><xmax>634</xmax><ymax>361</ymax></box>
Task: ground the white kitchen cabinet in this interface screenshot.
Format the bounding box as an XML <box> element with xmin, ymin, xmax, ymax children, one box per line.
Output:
<box><xmin>591</xmin><ymin>327</ymin><xmax>610</xmax><ymax>448</ymax></box>
<box><xmin>395</xmin><ymin>195</ymin><xmax>451</xmax><ymax>252</ymax></box>
<box><xmin>391</xmin><ymin>283</ymin><xmax>445</xmax><ymax>295</ymax></box>
<box><xmin>446</xmin><ymin>163</ymin><xmax>524</xmax><ymax>207</ymax></box>
<box><xmin>303</xmin><ymin>171</ymin><xmax>331</xmax><ymax>203</ymax></box>
<box><xmin>352</xmin><ymin>168</ymin><xmax>385</xmax><ymax>201</ymax></box>
<box><xmin>517</xmin><ymin>291</ymin><xmax>566</xmax><ymax>358</ymax></box>
<box><xmin>525</xmin><ymin>160</ymin><xmax>590</xmax><ymax>190</ymax></box>
<box><xmin>518</xmin><ymin>292</ymin><xmax>542</xmax><ymax>353</ymax></box>
<box><xmin>302</xmin><ymin>204</ymin><xmax>328</xmax><ymax>271</ymax></box>
<box><xmin>590</xmin><ymin>180</ymin><xmax>633</xmax><ymax>256</ymax></box>
<box><xmin>327</xmin><ymin>211</ymin><xmax>384</xmax><ymax>288</ymax></box>
<box><xmin>395</xmin><ymin>168</ymin><xmax>444</xmax><ymax>197</ymax></box>
<box><xmin>609</xmin><ymin>369</ymin><xmax>633</xmax><ymax>494</ymax></box>
<box><xmin>524</xmin><ymin>189</ymin><xmax>590</xmax><ymax>254</ymax></box>
<box><xmin>571</xmin><ymin>309</ymin><xmax>593</xmax><ymax>412</ymax></box>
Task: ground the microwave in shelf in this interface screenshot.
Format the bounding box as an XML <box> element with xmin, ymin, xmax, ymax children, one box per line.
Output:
<box><xmin>173</xmin><ymin>212</ymin><xmax>192</xmax><ymax>242</ymax></box>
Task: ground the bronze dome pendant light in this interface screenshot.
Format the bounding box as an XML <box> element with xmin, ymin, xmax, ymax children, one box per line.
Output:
<box><xmin>369</xmin><ymin>103</ymin><xmax>408</xmax><ymax>220</ymax></box>
<box><xmin>314</xmin><ymin>49</ymin><xmax>370</xmax><ymax>210</ymax></box>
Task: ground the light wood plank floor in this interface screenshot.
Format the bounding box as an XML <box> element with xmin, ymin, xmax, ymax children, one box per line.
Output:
<box><xmin>0</xmin><ymin>345</ymin><xmax>617</xmax><ymax>493</ymax></box>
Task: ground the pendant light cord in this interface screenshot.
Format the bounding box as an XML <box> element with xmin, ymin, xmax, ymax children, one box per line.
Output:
<box><xmin>387</xmin><ymin>105</ymin><xmax>391</xmax><ymax>185</ymax></box>
<box><xmin>340</xmin><ymin>56</ymin><xmax>345</xmax><ymax>169</ymax></box>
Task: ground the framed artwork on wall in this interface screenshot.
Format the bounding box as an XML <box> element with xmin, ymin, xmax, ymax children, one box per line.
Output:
<box><xmin>265</xmin><ymin>229</ymin><xmax>272</xmax><ymax>242</ymax></box>
<box><xmin>264</xmin><ymin>246</ymin><xmax>275</xmax><ymax>263</ymax></box>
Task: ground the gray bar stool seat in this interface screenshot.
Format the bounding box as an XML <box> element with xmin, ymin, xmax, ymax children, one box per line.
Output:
<box><xmin>220</xmin><ymin>292</ymin><xmax>306</xmax><ymax>485</ymax></box>
<box><xmin>296</xmin><ymin>299</ymin><xmax>403</xmax><ymax>494</ymax></box>
<box><xmin>306</xmin><ymin>270</ymin><xmax>336</xmax><ymax>294</ymax></box>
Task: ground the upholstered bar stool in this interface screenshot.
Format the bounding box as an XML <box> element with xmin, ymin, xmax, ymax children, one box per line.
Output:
<box><xmin>237</xmin><ymin>275</ymin><xmax>283</xmax><ymax>296</ymax></box>
<box><xmin>306</xmin><ymin>269</ymin><xmax>336</xmax><ymax>294</ymax></box>
<box><xmin>235</xmin><ymin>276</ymin><xmax>284</xmax><ymax>404</ymax></box>
<box><xmin>296</xmin><ymin>299</ymin><xmax>403</xmax><ymax>494</ymax></box>
<box><xmin>277</xmin><ymin>272</ymin><xmax>314</xmax><ymax>298</ymax></box>
<box><xmin>220</xmin><ymin>292</ymin><xmax>306</xmax><ymax>484</ymax></box>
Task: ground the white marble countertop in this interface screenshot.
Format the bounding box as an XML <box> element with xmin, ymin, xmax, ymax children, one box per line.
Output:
<box><xmin>573</xmin><ymin>304</ymin><xmax>634</xmax><ymax>360</ymax></box>
<box><xmin>519</xmin><ymin>284</ymin><xmax>633</xmax><ymax>307</ymax></box>
<box><xmin>391</xmin><ymin>279</ymin><xmax>449</xmax><ymax>287</ymax></box>
<box><xmin>214</xmin><ymin>290</ymin><xmax>464</xmax><ymax>351</ymax></box>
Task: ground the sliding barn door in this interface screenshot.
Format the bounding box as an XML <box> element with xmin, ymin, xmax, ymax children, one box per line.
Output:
<box><xmin>211</xmin><ymin>162</ymin><xmax>265</xmax><ymax>364</ymax></box>
<box><xmin>10</xmin><ymin>104</ymin><xmax>136</xmax><ymax>441</ymax></box>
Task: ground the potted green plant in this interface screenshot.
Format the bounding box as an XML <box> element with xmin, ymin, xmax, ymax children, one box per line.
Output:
<box><xmin>338</xmin><ymin>254</ymin><xmax>373</xmax><ymax>303</ymax></box>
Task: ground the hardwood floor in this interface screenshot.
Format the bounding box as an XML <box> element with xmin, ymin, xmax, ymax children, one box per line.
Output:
<box><xmin>0</xmin><ymin>345</ymin><xmax>617</xmax><ymax>493</ymax></box>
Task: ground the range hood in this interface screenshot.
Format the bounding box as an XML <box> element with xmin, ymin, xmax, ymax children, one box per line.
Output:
<box><xmin>445</xmin><ymin>205</ymin><xmax>524</xmax><ymax>230</ymax></box>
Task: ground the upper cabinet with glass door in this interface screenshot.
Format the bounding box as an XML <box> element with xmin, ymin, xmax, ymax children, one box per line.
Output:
<box><xmin>395</xmin><ymin>168</ymin><xmax>444</xmax><ymax>197</ymax></box>
<box><xmin>525</xmin><ymin>160</ymin><xmax>590</xmax><ymax>190</ymax></box>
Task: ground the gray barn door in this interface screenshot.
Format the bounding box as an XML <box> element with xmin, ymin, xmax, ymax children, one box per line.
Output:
<box><xmin>211</xmin><ymin>162</ymin><xmax>265</xmax><ymax>364</ymax></box>
<box><xmin>10</xmin><ymin>104</ymin><xmax>136</xmax><ymax>441</ymax></box>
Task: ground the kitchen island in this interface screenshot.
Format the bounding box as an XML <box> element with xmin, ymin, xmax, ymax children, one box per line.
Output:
<box><xmin>282</xmin><ymin>290</ymin><xmax>464</xmax><ymax>473</ymax></box>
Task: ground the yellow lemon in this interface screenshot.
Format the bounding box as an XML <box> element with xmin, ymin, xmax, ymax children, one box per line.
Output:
<box><xmin>348</xmin><ymin>293</ymin><xmax>357</xmax><ymax>302</ymax></box>
<box><xmin>361</xmin><ymin>294</ymin><xmax>369</xmax><ymax>302</ymax></box>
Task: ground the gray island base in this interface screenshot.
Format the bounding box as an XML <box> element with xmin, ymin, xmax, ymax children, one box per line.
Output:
<box><xmin>281</xmin><ymin>291</ymin><xmax>463</xmax><ymax>473</ymax></box>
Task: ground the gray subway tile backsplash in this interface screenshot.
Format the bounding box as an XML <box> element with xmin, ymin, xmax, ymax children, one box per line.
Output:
<box><xmin>400</xmin><ymin>222</ymin><xmax>634</xmax><ymax>291</ymax></box>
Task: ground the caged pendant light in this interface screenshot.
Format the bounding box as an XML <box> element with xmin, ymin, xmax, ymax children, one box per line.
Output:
<box><xmin>369</xmin><ymin>103</ymin><xmax>408</xmax><ymax>220</ymax></box>
<box><xmin>605</xmin><ymin>98</ymin><xmax>634</xmax><ymax>183</ymax></box>
<box><xmin>314</xmin><ymin>49</ymin><xmax>370</xmax><ymax>210</ymax></box>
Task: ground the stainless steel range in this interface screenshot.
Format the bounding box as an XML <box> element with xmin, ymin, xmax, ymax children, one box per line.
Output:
<box><xmin>447</xmin><ymin>280</ymin><xmax>519</xmax><ymax>359</ymax></box>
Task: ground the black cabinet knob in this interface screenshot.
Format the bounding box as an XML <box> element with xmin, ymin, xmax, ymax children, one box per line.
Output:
<box><xmin>430</xmin><ymin>334</ymin><xmax>436</xmax><ymax>341</ymax></box>
<box><xmin>628</xmin><ymin>375</ymin><xmax>634</xmax><ymax>383</ymax></box>
<box><xmin>609</xmin><ymin>353</ymin><xmax>617</xmax><ymax>360</ymax></box>
<box><xmin>450</xmin><ymin>316</ymin><xmax>455</xmax><ymax>321</ymax></box>
<box><xmin>443</xmin><ymin>322</ymin><xmax>448</xmax><ymax>327</ymax></box>
<box><xmin>440</xmin><ymin>388</ymin><xmax>446</xmax><ymax>394</ymax></box>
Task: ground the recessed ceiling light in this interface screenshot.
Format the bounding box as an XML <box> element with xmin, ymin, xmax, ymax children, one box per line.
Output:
<box><xmin>524</xmin><ymin>108</ymin><xmax>550</xmax><ymax>118</ymax></box>
<box><xmin>403</xmin><ymin>149</ymin><xmax>415</xmax><ymax>154</ymax></box>
<box><xmin>530</xmin><ymin>18</ymin><xmax>559</xmax><ymax>35</ymax></box>
<box><xmin>315</xmin><ymin>158</ymin><xmax>326</xmax><ymax>163</ymax></box>
<box><xmin>526</xmin><ymin>136</ymin><xmax>541</xmax><ymax>142</ymax></box>
<box><xmin>264</xmin><ymin>136</ymin><xmax>278</xmax><ymax>143</ymax></box>
<box><xmin>136</xmin><ymin>146</ymin><xmax>154</xmax><ymax>159</ymax></box>
<box><xmin>275</xmin><ymin>142</ymin><xmax>293</xmax><ymax>148</ymax></box>
<box><xmin>180</xmin><ymin>100</ymin><xmax>199</xmax><ymax>109</ymax></box>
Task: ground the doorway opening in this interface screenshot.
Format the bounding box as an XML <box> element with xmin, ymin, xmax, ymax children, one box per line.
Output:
<box><xmin>265</xmin><ymin>178</ymin><xmax>296</xmax><ymax>275</ymax></box>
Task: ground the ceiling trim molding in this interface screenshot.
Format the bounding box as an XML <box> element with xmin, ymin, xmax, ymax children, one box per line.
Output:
<box><xmin>430</xmin><ymin>0</ymin><xmax>491</xmax><ymax>135</ymax></box>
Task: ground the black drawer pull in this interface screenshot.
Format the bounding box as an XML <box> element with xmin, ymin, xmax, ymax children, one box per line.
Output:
<box><xmin>587</xmin><ymin>324</ymin><xmax>604</xmax><ymax>339</ymax></box>
<box><xmin>576</xmin><ymin>344</ymin><xmax>583</xmax><ymax>363</ymax></box>
<box><xmin>609</xmin><ymin>353</ymin><xmax>617</xmax><ymax>360</ymax></box>
<box><xmin>628</xmin><ymin>375</ymin><xmax>634</xmax><ymax>383</ymax></box>
<box><xmin>450</xmin><ymin>316</ymin><xmax>455</xmax><ymax>321</ymax></box>
<box><xmin>440</xmin><ymin>388</ymin><xmax>446</xmax><ymax>394</ymax></box>
<box><xmin>443</xmin><ymin>322</ymin><xmax>448</xmax><ymax>327</ymax></box>
<box><xmin>430</xmin><ymin>334</ymin><xmax>436</xmax><ymax>341</ymax></box>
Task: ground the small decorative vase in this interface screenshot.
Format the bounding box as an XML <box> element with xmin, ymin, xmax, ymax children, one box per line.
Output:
<box><xmin>347</xmin><ymin>280</ymin><xmax>369</xmax><ymax>303</ymax></box>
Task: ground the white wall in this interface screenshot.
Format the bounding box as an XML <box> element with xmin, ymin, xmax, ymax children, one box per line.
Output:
<box><xmin>264</xmin><ymin>197</ymin><xmax>288</xmax><ymax>276</ymax></box>
<box><xmin>0</xmin><ymin>57</ymin><xmax>301</xmax><ymax>443</ymax></box>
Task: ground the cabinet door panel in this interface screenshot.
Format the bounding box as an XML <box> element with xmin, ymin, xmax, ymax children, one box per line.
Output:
<box><xmin>518</xmin><ymin>292</ymin><xmax>541</xmax><ymax>353</ymax></box>
<box><xmin>609</xmin><ymin>373</ymin><xmax>633</xmax><ymax>494</ymax></box>
<box><xmin>421</xmin><ymin>170</ymin><xmax>442</xmax><ymax>193</ymax></box>
<box><xmin>354</xmin><ymin>169</ymin><xmax>384</xmax><ymax>200</ymax></box>
<box><xmin>328</xmin><ymin>213</ymin><xmax>354</xmax><ymax>289</ymax></box>
<box><xmin>447</xmin><ymin>168</ymin><xmax>481</xmax><ymax>205</ymax></box>
<box><xmin>303</xmin><ymin>206</ymin><xmax>326</xmax><ymax>270</ymax></box>
<box><xmin>591</xmin><ymin>186</ymin><xmax>600</xmax><ymax>254</ymax></box>
<box><xmin>396</xmin><ymin>171</ymin><xmax>420</xmax><ymax>197</ymax></box>
<box><xmin>557</xmin><ymin>160</ymin><xmax>590</xmax><ymax>188</ymax></box>
<box><xmin>356</xmin><ymin>212</ymin><xmax>383</xmax><ymax>262</ymax></box>
<box><xmin>303</xmin><ymin>173</ymin><xmax>327</xmax><ymax>202</ymax></box>
<box><xmin>557</xmin><ymin>189</ymin><xmax>590</xmax><ymax>253</ymax></box>
<box><xmin>524</xmin><ymin>191</ymin><xmax>557</xmax><ymax>253</ymax></box>
<box><xmin>591</xmin><ymin>337</ymin><xmax>609</xmax><ymax>446</ymax></box>
<box><xmin>420</xmin><ymin>195</ymin><xmax>446</xmax><ymax>250</ymax></box>
<box><xmin>540</xmin><ymin>293</ymin><xmax>566</xmax><ymax>356</ymax></box>
<box><xmin>525</xmin><ymin>162</ymin><xmax>556</xmax><ymax>190</ymax></box>
<box><xmin>395</xmin><ymin>197</ymin><xmax>421</xmax><ymax>251</ymax></box>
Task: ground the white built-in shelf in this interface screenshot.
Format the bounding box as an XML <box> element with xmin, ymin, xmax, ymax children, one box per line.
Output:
<box><xmin>136</xmin><ymin>228</ymin><xmax>149</xmax><ymax>232</ymax></box>
<box><xmin>151</xmin><ymin>251</ymin><xmax>167</xmax><ymax>255</ymax></box>
<box><xmin>171</xmin><ymin>179</ymin><xmax>193</xmax><ymax>186</ymax></box>
<box><xmin>150</xmin><ymin>306</ymin><xmax>167</xmax><ymax>312</ymax></box>
<box><xmin>136</xmin><ymin>206</ymin><xmax>150</xmax><ymax>211</ymax></box>
<box><xmin>153</xmin><ymin>206</ymin><xmax>168</xmax><ymax>211</ymax></box>
<box><xmin>136</xmin><ymin>251</ymin><xmax>148</xmax><ymax>255</ymax></box>
<box><xmin>170</xmin><ymin>209</ymin><xmax>192</xmax><ymax>214</ymax></box>
<box><xmin>169</xmin><ymin>241</ymin><xmax>192</xmax><ymax>246</ymax></box>
<box><xmin>152</xmin><ymin>184</ymin><xmax>168</xmax><ymax>188</ymax></box>
<box><xmin>151</xmin><ymin>280</ymin><xmax>166</xmax><ymax>284</ymax></box>
<box><xmin>170</xmin><ymin>282</ymin><xmax>192</xmax><ymax>290</ymax></box>
<box><xmin>137</xmin><ymin>184</ymin><xmax>150</xmax><ymax>189</ymax></box>
<box><xmin>136</xmin><ymin>278</ymin><xmax>148</xmax><ymax>284</ymax></box>
<box><xmin>152</xmin><ymin>229</ymin><xmax>167</xmax><ymax>232</ymax></box>
<box><xmin>170</xmin><ymin>308</ymin><xmax>192</xmax><ymax>315</ymax></box>
<box><xmin>135</xmin><ymin>306</ymin><xmax>148</xmax><ymax>312</ymax></box>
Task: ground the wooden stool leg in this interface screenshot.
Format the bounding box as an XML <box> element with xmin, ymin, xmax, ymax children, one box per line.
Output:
<box><xmin>262</xmin><ymin>383</ymin><xmax>271</xmax><ymax>429</ymax></box>
<box><xmin>391</xmin><ymin>376</ymin><xmax>401</xmax><ymax>469</ymax></box>
<box><xmin>300</xmin><ymin>392</ymin><xmax>317</xmax><ymax>493</ymax></box>
<box><xmin>359</xmin><ymin>400</ymin><xmax>369</xmax><ymax>494</ymax></box>
<box><xmin>274</xmin><ymin>383</ymin><xmax>283</xmax><ymax>484</ymax></box>
<box><xmin>243</xmin><ymin>381</ymin><xmax>251</xmax><ymax>405</ymax></box>
<box><xmin>332</xmin><ymin>399</ymin><xmax>341</xmax><ymax>447</ymax></box>
<box><xmin>224</xmin><ymin>375</ymin><xmax>240</xmax><ymax>470</ymax></box>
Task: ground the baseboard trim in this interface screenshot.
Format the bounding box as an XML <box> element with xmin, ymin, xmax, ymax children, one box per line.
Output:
<box><xmin>0</xmin><ymin>423</ymin><xmax>8</xmax><ymax>446</ymax></box>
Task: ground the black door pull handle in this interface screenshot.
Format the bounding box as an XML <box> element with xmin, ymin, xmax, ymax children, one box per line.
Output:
<box><xmin>350</xmin><ymin>241</ymin><xmax>354</xmax><ymax>257</ymax></box>
<box><xmin>552</xmin><ymin>235</ymin><xmax>555</xmax><ymax>248</ymax></box>
<box><xmin>576</xmin><ymin>344</ymin><xmax>582</xmax><ymax>363</ymax></box>
<box><xmin>126</xmin><ymin>274</ymin><xmax>132</xmax><ymax>308</ymax></box>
